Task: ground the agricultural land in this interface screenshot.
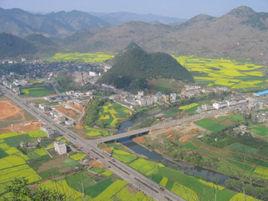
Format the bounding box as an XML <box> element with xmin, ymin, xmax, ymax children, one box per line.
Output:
<box><xmin>50</xmin><ymin>52</ymin><xmax>113</xmax><ymax>63</ymax></box>
<box><xmin>175</xmin><ymin>56</ymin><xmax>268</xmax><ymax>91</ymax></box>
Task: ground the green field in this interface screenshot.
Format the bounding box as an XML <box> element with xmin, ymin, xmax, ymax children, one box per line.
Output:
<box><xmin>179</xmin><ymin>103</ymin><xmax>200</xmax><ymax>114</ymax></box>
<box><xmin>250</xmin><ymin>124</ymin><xmax>268</xmax><ymax>137</ymax></box>
<box><xmin>112</xmin><ymin>148</ymin><xmax>138</xmax><ymax>164</ymax></box>
<box><xmin>109</xmin><ymin>143</ymin><xmax>261</xmax><ymax>201</ymax></box>
<box><xmin>21</xmin><ymin>84</ymin><xmax>55</xmax><ymax>97</ymax></box>
<box><xmin>175</xmin><ymin>55</ymin><xmax>268</xmax><ymax>90</ymax></box>
<box><xmin>254</xmin><ymin>166</ymin><xmax>268</xmax><ymax>179</ymax></box>
<box><xmin>84</xmin><ymin>127</ymin><xmax>111</xmax><ymax>138</ymax></box>
<box><xmin>179</xmin><ymin>103</ymin><xmax>199</xmax><ymax>111</ymax></box>
<box><xmin>195</xmin><ymin>114</ymin><xmax>244</xmax><ymax>133</ymax></box>
<box><xmin>70</xmin><ymin>152</ymin><xmax>87</xmax><ymax>161</ymax></box>
<box><xmin>50</xmin><ymin>52</ymin><xmax>113</xmax><ymax>63</ymax></box>
<box><xmin>230</xmin><ymin>193</ymin><xmax>259</xmax><ymax>201</ymax></box>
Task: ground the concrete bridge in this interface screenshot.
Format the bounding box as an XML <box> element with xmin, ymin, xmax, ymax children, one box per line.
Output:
<box><xmin>96</xmin><ymin>127</ymin><xmax>150</xmax><ymax>143</ymax></box>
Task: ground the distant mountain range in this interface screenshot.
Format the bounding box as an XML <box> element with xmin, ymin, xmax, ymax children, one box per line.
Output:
<box><xmin>0</xmin><ymin>8</ymin><xmax>109</xmax><ymax>37</ymax></box>
<box><xmin>90</xmin><ymin>11</ymin><xmax>185</xmax><ymax>25</ymax></box>
<box><xmin>0</xmin><ymin>7</ymin><xmax>183</xmax><ymax>37</ymax></box>
<box><xmin>64</xmin><ymin>6</ymin><xmax>268</xmax><ymax>64</ymax></box>
<box><xmin>0</xmin><ymin>6</ymin><xmax>268</xmax><ymax>64</ymax></box>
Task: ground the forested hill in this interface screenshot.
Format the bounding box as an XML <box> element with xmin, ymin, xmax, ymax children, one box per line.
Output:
<box><xmin>101</xmin><ymin>43</ymin><xmax>193</xmax><ymax>91</ymax></box>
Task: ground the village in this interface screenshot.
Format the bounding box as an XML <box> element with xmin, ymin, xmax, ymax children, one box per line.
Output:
<box><xmin>1</xmin><ymin>65</ymin><xmax>268</xmax><ymax>129</ymax></box>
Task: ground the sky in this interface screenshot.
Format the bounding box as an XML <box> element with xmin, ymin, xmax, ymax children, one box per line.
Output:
<box><xmin>0</xmin><ymin>0</ymin><xmax>268</xmax><ymax>18</ymax></box>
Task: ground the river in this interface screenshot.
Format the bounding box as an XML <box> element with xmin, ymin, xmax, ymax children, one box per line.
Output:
<box><xmin>117</xmin><ymin>120</ymin><xmax>230</xmax><ymax>185</ymax></box>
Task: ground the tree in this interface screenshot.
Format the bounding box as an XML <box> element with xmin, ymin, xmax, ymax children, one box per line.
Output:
<box><xmin>4</xmin><ymin>178</ymin><xmax>66</xmax><ymax>201</ymax></box>
<box><xmin>32</xmin><ymin>188</ymin><xmax>65</xmax><ymax>201</ymax></box>
<box><xmin>5</xmin><ymin>178</ymin><xmax>30</xmax><ymax>201</ymax></box>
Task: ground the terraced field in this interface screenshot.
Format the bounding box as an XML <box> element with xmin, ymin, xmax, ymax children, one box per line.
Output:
<box><xmin>175</xmin><ymin>56</ymin><xmax>268</xmax><ymax>90</ymax></box>
<box><xmin>50</xmin><ymin>52</ymin><xmax>113</xmax><ymax>63</ymax></box>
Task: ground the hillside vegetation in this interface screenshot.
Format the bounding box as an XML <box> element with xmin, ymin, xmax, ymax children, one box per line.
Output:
<box><xmin>101</xmin><ymin>43</ymin><xmax>193</xmax><ymax>91</ymax></box>
<box><xmin>0</xmin><ymin>33</ymin><xmax>36</xmax><ymax>58</ymax></box>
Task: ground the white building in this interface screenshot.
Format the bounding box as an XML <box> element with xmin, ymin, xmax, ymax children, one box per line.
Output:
<box><xmin>54</xmin><ymin>141</ymin><xmax>67</xmax><ymax>155</ymax></box>
<box><xmin>65</xmin><ymin>119</ymin><xmax>74</xmax><ymax>126</ymax></box>
<box><xmin>39</xmin><ymin>104</ymin><xmax>47</xmax><ymax>111</ymax></box>
<box><xmin>170</xmin><ymin>93</ymin><xmax>177</xmax><ymax>103</ymax></box>
<box><xmin>89</xmin><ymin>71</ymin><xmax>97</xmax><ymax>77</ymax></box>
<box><xmin>213</xmin><ymin>102</ymin><xmax>228</xmax><ymax>110</ymax></box>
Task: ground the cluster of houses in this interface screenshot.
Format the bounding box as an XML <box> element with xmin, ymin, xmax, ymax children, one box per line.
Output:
<box><xmin>252</xmin><ymin>111</ymin><xmax>268</xmax><ymax>123</ymax></box>
<box><xmin>212</xmin><ymin>99</ymin><xmax>249</xmax><ymax>110</ymax></box>
<box><xmin>44</xmin><ymin>95</ymin><xmax>71</xmax><ymax>103</ymax></box>
<box><xmin>1</xmin><ymin>78</ymin><xmax>22</xmax><ymax>95</ymax></box>
<box><xmin>180</xmin><ymin>85</ymin><xmax>229</xmax><ymax>99</ymax></box>
<box><xmin>44</xmin><ymin>90</ymin><xmax>93</xmax><ymax>103</ymax></box>
<box><xmin>0</xmin><ymin>58</ymin><xmax>27</xmax><ymax>65</ymax></box>
<box><xmin>72</xmin><ymin>71</ymin><xmax>101</xmax><ymax>85</ymax></box>
<box><xmin>20</xmin><ymin>138</ymin><xmax>42</xmax><ymax>149</ymax></box>
<box><xmin>111</xmin><ymin>84</ymin><xmax>230</xmax><ymax>108</ymax></box>
<box><xmin>196</xmin><ymin>95</ymin><xmax>266</xmax><ymax>113</ymax></box>
<box><xmin>112</xmin><ymin>91</ymin><xmax>178</xmax><ymax>108</ymax></box>
<box><xmin>38</xmin><ymin>103</ymin><xmax>75</xmax><ymax>126</ymax></box>
<box><xmin>100</xmin><ymin>64</ymin><xmax>112</xmax><ymax>73</ymax></box>
<box><xmin>232</xmin><ymin>125</ymin><xmax>251</xmax><ymax>137</ymax></box>
<box><xmin>134</xmin><ymin>91</ymin><xmax>178</xmax><ymax>106</ymax></box>
<box><xmin>65</xmin><ymin>90</ymin><xmax>93</xmax><ymax>99</ymax></box>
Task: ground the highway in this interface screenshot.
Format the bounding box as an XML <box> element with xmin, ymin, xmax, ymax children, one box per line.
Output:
<box><xmin>0</xmin><ymin>85</ymin><xmax>184</xmax><ymax>201</ymax></box>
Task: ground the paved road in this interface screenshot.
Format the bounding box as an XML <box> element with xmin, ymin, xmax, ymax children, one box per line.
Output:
<box><xmin>0</xmin><ymin>85</ymin><xmax>184</xmax><ymax>201</ymax></box>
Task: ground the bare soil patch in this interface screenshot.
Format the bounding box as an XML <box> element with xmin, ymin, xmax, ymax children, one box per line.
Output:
<box><xmin>0</xmin><ymin>100</ymin><xmax>22</xmax><ymax>120</ymax></box>
<box><xmin>38</xmin><ymin>155</ymin><xmax>66</xmax><ymax>172</ymax></box>
<box><xmin>56</xmin><ymin>105</ymin><xmax>80</xmax><ymax>119</ymax></box>
<box><xmin>133</xmin><ymin>136</ymin><xmax>145</xmax><ymax>144</ymax></box>
<box><xmin>89</xmin><ymin>160</ymin><xmax>104</xmax><ymax>168</ymax></box>
<box><xmin>149</xmin><ymin>122</ymin><xmax>202</xmax><ymax>143</ymax></box>
<box><xmin>4</xmin><ymin>121</ymin><xmax>42</xmax><ymax>133</ymax></box>
<box><xmin>66</xmin><ymin>101</ymin><xmax>84</xmax><ymax>113</ymax></box>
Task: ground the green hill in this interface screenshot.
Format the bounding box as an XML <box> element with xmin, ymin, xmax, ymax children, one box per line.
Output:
<box><xmin>101</xmin><ymin>43</ymin><xmax>193</xmax><ymax>91</ymax></box>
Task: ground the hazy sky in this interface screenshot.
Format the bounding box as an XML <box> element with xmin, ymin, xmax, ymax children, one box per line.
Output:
<box><xmin>0</xmin><ymin>0</ymin><xmax>268</xmax><ymax>18</ymax></box>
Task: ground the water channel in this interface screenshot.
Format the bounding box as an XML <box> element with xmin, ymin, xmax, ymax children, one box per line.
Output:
<box><xmin>116</xmin><ymin>120</ymin><xmax>230</xmax><ymax>185</ymax></box>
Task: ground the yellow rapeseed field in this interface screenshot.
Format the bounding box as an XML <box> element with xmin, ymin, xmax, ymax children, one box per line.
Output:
<box><xmin>175</xmin><ymin>55</ymin><xmax>268</xmax><ymax>90</ymax></box>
